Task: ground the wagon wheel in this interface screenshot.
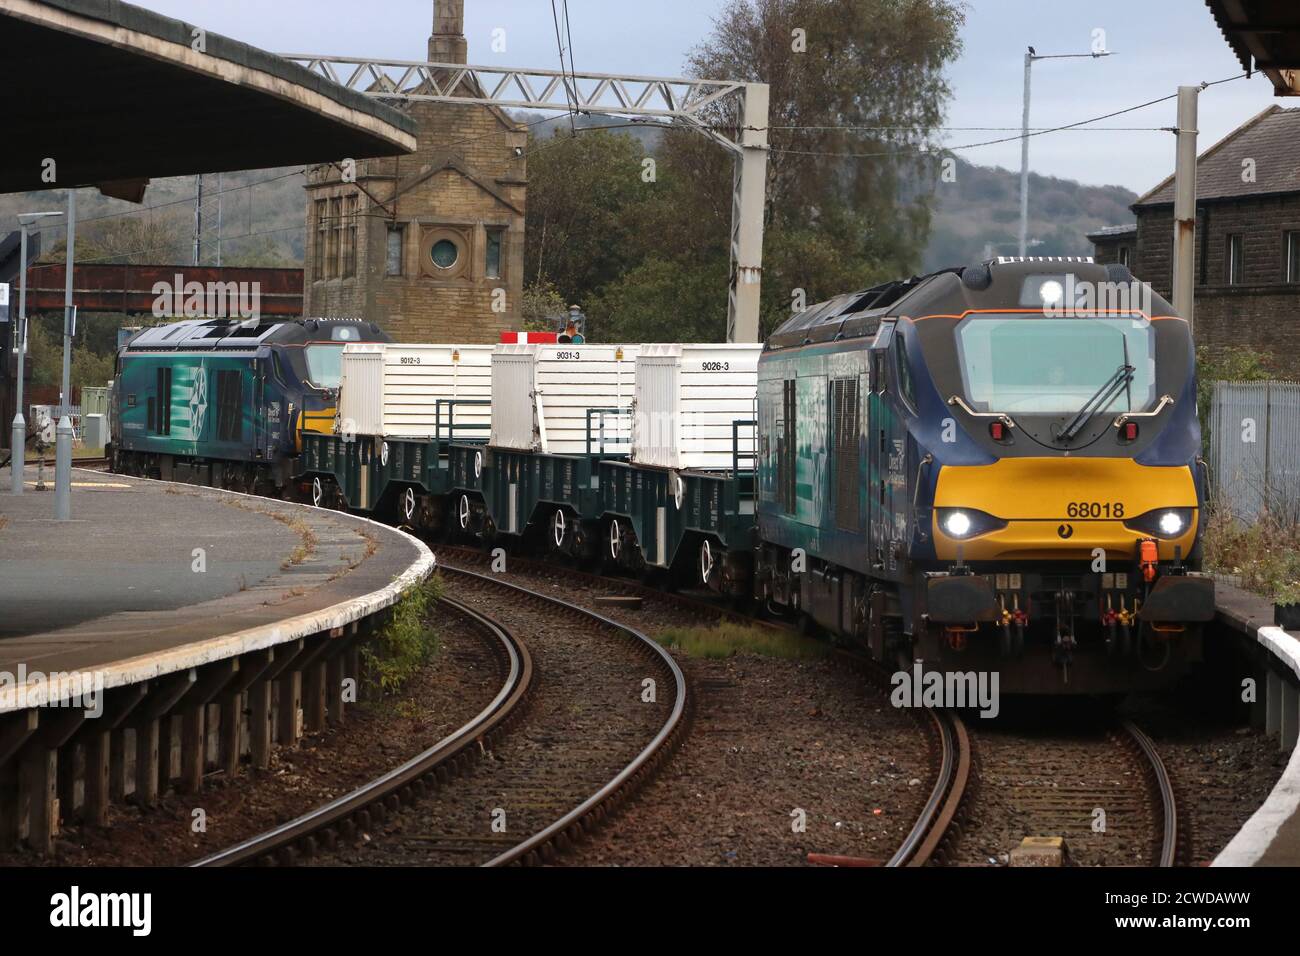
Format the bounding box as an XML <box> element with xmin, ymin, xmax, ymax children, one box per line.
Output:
<box><xmin>699</xmin><ymin>539</ymin><xmax>716</xmax><ymax>586</ymax></box>
<box><xmin>311</xmin><ymin>476</ymin><xmax>324</xmax><ymax>507</ymax></box>
<box><xmin>552</xmin><ymin>509</ymin><xmax>569</xmax><ymax>549</ymax></box>
<box><xmin>457</xmin><ymin>494</ymin><xmax>472</xmax><ymax>531</ymax></box>
<box><xmin>401</xmin><ymin>487</ymin><xmax>417</xmax><ymax>524</ymax></box>
<box><xmin>608</xmin><ymin>518</ymin><xmax>623</xmax><ymax>561</ymax></box>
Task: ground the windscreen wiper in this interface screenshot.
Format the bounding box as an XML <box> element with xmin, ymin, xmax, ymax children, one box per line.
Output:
<box><xmin>1057</xmin><ymin>363</ymin><xmax>1134</xmax><ymax>443</ymax></box>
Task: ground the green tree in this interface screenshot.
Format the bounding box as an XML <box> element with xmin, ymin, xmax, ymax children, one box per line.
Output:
<box><xmin>524</xmin><ymin>129</ymin><xmax>656</xmax><ymax>300</ymax></box>
<box><xmin>521</xmin><ymin>280</ymin><xmax>568</xmax><ymax>332</ymax></box>
<box><xmin>672</xmin><ymin>0</ymin><xmax>965</xmax><ymax>334</ymax></box>
<box><xmin>521</xmin><ymin>0</ymin><xmax>964</xmax><ymax>343</ymax></box>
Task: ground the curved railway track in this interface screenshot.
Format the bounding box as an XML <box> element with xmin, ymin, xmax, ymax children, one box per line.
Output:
<box><xmin>193</xmin><ymin>566</ymin><xmax>686</xmax><ymax>867</ymax></box>
<box><xmin>437</xmin><ymin>549</ymin><xmax>972</xmax><ymax>868</ymax></box>
<box><xmin>889</xmin><ymin>708</ymin><xmax>971</xmax><ymax>867</ymax></box>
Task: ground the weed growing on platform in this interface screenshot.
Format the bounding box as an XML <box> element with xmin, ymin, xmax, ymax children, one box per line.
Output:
<box><xmin>1204</xmin><ymin>506</ymin><xmax>1300</xmax><ymax>601</ymax></box>
<box><xmin>363</xmin><ymin>575</ymin><xmax>444</xmax><ymax>694</ymax></box>
<box><xmin>655</xmin><ymin>621</ymin><xmax>826</xmax><ymax>660</ymax></box>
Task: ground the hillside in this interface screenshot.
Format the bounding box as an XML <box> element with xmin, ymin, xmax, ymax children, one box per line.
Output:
<box><xmin>0</xmin><ymin>145</ymin><xmax>1138</xmax><ymax>278</ymax></box>
<box><xmin>923</xmin><ymin>157</ymin><xmax>1137</xmax><ymax>271</ymax></box>
<box><xmin>0</xmin><ymin>167</ymin><xmax>306</xmax><ymax>268</ymax></box>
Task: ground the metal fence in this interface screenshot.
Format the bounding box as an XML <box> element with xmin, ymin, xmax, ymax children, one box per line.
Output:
<box><xmin>1207</xmin><ymin>381</ymin><xmax>1300</xmax><ymax>522</ymax></box>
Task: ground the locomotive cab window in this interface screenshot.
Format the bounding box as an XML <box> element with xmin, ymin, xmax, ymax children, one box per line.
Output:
<box><xmin>954</xmin><ymin>313</ymin><xmax>1156</xmax><ymax>416</ymax></box>
<box><xmin>894</xmin><ymin>334</ymin><xmax>916</xmax><ymax>410</ymax></box>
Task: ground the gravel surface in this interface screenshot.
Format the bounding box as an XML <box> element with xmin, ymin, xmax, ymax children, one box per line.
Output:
<box><xmin>560</xmin><ymin>653</ymin><xmax>933</xmax><ymax>866</ymax></box>
<box><xmin>1120</xmin><ymin>694</ymin><xmax>1288</xmax><ymax>865</ymax></box>
<box><xmin>0</xmin><ymin>609</ymin><xmax>500</xmax><ymax>866</ymax></box>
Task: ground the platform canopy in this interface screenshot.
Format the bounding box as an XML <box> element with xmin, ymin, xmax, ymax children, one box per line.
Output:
<box><xmin>1207</xmin><ymin>0</ymin><xmax>1300</xmax><ymax>96</ymax></box>
<box><xmin>0</xmin><ymin>0</ymin><xmax>418</xmax><ymax>194</ymax></box>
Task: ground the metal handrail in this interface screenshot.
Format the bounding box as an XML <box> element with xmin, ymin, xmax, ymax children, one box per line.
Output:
<box><xmin>434</xmin><ymin>398</ymin><xmax>491</xmax><ymax>445</ymax></box>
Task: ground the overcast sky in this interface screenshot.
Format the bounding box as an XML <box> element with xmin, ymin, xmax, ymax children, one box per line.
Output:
<box><xmin>132</xmin><ymin>0</ymin><xmax>1281</xmax><ymax>194</ymax></box>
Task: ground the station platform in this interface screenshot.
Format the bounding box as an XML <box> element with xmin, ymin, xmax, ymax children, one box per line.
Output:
<box><xmin>1213</xmin><ymin>580</ymin><xmax>1300</xmax><ymax>867</ymax></box>
<box><xmin>0</xmin><ymin>466</ymin><xmax>429</xmax><ymax>701</ymax></box>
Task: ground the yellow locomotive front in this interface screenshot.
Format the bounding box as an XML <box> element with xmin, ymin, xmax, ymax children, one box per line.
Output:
<box><xmin>906</xmin><ymin>260</ymin><xmax>1212</xmax><ymax>693</ymax></box>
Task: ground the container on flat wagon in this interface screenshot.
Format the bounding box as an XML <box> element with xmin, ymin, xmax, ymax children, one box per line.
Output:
<box><xmin>631</xmin><ymin>343</ymin><xmax>761</xmax><ymax>471</ymax></box>
<box><xmin>490</xmin><ymin>342</ymin><xmax>639</xmax><ymax>454</ymax></box>
<box><xmin>337</xmin><ymin>343</ymin><xmax>492</xmax><ymax>440</ymax></box>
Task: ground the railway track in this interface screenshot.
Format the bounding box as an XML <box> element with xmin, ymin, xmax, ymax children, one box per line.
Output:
<box><xmin>437</xmin><ymin>547</ymin><xmax>971</xmax><ymax>868</ymax></box>
<box><xmin>889</xmin><ymin>708</ymin><xmax>971</xmax><ymax>866</ymax></box>
<box><xmin>433</xmin><ymin>541</ymin><xmax>777</xmax><ymax>632</ymax></box>
<box><xmin>194</xmin><ymin>565</ymin><xmax>686</xmax><ymax>867</ymax></box>
<box><xmin>952</xmin><ymin>716</ymin><xmax>1179</xmax><ymax>867</ymax></box>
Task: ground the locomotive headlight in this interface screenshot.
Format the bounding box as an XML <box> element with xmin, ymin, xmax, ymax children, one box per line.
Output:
<box><xmin>1123</xmin><ymin>507</ymin><xmax>1194</xmax><ymax>540</ymax></box>
<box><xmin>944</xmin><ymin>511</ymin><xmax>972</xmax><ymax>537</ymax></box>
<box><xmin>936</xmin><ymin>508</ymin><xmax>1008</xmax><ymax>539</ymax></box>
<box><xmin>1158</xmin><ymin>511</ymin><xmax>1184</xmax><ymax>536</ymax></box>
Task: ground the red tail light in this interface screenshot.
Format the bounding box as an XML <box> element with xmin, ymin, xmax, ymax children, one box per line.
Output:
<box><xmin>989</xmin><ymin>421</ymin><xmax>1005</xmax><ymax>441</ymax></box>
<box><xmin>1123</xmin><ymin>421</ymin><xmax>1138</xmax><ymax>441</ymax></box>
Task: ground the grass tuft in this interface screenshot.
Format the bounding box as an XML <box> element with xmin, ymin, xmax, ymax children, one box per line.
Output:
<box><xmin>654</xmin><ymin>621</ymin><xmax>826</xmax><ymax>660</ymax></box>
<box><xmin>363</xmin><ymin>575</ymin><xmax>444</xmax><ymax>693</ymax></box>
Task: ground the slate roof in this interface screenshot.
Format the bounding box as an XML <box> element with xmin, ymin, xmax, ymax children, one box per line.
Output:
<box><xmin>1086</xmin><ymin>224</ymin><xmax>1137</xmax><ymax>241</ymax></box>
<box><xmin>1134</xmin><ymin>105</ymin><xmax>1300</xmax><ymax>206</ymax></box>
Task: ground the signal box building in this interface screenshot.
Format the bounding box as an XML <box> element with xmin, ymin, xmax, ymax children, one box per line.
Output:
<box><xmin>302</xmin><ymin>0</ymin><xmax>527</xmax><ymax>343</ymax></box>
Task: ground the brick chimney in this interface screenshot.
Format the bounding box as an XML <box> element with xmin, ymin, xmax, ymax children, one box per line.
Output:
<box><xmin>429</xmin><ymin>0</ymin><xmax>468</xmax><ymax>64</ymax></box>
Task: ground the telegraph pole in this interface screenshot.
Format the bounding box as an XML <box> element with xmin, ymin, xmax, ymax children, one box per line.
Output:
<box><xmin>1172</xmin><ymin>86</ymin><xmax>1199</xmax><ymax>333</ymax></box>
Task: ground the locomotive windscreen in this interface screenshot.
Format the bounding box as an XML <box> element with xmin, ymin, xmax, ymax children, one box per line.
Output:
<box><xmin>954</xmin><ymin>313</ymin><xmax>1156</xmax><ymax>415</ymax></box>
<box><xmin>304</xmin><ymin>344</ymin><xmax>345</xmax><ymax>389</ymax></box>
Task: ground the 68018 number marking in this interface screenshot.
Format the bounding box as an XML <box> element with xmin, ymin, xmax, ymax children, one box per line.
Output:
<box><xmin>1066</xmin><ymin>501</ymin><xmax>1125</xmax><ymax>518</ymax></box>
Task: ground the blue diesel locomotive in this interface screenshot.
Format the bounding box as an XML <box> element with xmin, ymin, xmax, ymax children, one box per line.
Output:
<box><xmin>111</xmin><ymin>317</ymin><xmax>390</xmax><ymax>493</ymax></box>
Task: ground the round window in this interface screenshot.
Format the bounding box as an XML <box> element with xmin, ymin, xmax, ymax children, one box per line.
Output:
<box><xmin>430</xmin><ymin>239</ymin><xmax>459</xmax><ymax>269</ymax></box>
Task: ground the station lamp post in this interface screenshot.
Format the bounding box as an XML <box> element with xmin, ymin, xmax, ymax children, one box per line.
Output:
<box><xmin>1018</xmin><ymin>47</ymin><xmax>1114</xmax><ymax>257</ymax></box>
<box><xmin>9</xmin><ymin>210</ymin><xmax>62</xmax><ymax>496</ymax></box>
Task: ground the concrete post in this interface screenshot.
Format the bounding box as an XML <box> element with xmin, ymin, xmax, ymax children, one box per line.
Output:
<box><xmin>727</xmin><ymin>83</ymin><xmax>769</xmax><ymax>344</ymax></box>
<box><xmin>1172</xmin><ymin>86</ymin><xmax>1199</xmax><ymax>332</ymax></box>
<box><xmin>1283</xmin><ymin>680</ymin><xmax>1299</xmax><ymax>752</ymax></box>
<box><xmin>10</xmin><ymin>224</ymin><xmax>27</xmax><ymax>496</ymax></box>
<box><xmin>54</xmin><ymin>416</ymin><xmax>73</xmax><ymax>520</ymax></box>
<box><xmin>1267</xmin><ymin>669</ymin><xmax>1282</xmax><ymax>737</ymax></box>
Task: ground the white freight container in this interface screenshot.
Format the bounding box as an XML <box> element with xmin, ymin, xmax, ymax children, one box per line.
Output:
<box><xmin>490</xmin><ymin>343</ymin><xmax>639</xmax><ymax>454</ymax></box>
<box><xmin>632</xmin><ymin>343</ymin><xmax>761</xmax><ymax>471</ymax></box>
<box><xmin>337</xmin><ymin>343</ymin><xmax>493</xmax><ymax>439</ymax></box>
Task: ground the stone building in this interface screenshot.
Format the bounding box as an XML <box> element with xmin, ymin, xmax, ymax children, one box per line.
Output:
<box><xmin>1090</xmin><ymin>106</ymin><xmax>1300</xmax><ymax>374</ymax></box>
<box><xmin>302</xmin><ymin>0</ymin><xmax>527</xmax><ymax>342</ymax></box>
